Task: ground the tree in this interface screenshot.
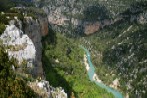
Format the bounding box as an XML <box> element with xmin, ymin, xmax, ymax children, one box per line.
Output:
<box><xmin>0</xmin><ymin>0</ymin><xmax>14</xmax><ymax>11</ymax></box>
<box><xmin>0</xmin><ymin>23</ymin><xmax>6</xmax><ymax>35</ymax></box>
<box><xmin>0</xmin><ymin>43</ymin><xmax>37</xmax><ymax>98</ymax></box>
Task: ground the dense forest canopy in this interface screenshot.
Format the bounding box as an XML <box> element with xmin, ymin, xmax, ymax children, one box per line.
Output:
<box><xmin>0</xmin><ymin>0</ymin><xmax>14</xmax><ymax>11</ymax></box>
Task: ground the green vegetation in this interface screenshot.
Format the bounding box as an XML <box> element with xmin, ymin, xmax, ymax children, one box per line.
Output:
<box><xmin>0</xmin><ymin>42</ymin><xmax>37</xmax><ymax>98</ymax></box>
<box><xmin>0</xmin><ymin>0</ymin><xmax>146</xmax><ymax>98</ymax></box>
<box><xmin>0</xmin><ymin>0</ymin><xmax>14</xmax><ymax>12</ymax></box>
<box><xmin>42</xmin><ymin>33</ymin><xmax>114</xmax><ymax>98</ymax></box>
<box><xmin>12</xmin><ymin>0</ymin><xmax>34</xmax><ymax>7</ymax></box>
<box><xmin>79</xmin><ymin>2</ymin><xmax>147</xmax><ymax>97</ymax></box>
<box><xmin>81</xmin><ymin>21</ymin><xmax>147</xmax><ymax>97</ymax></box>
<box><xmin>63</xmin><ymin>12</ymin><xmax>84</xmax><ymax>20</ymax></box>
<box><xmin>0</xmin><ymin>23</ymin><xmax>5</xmax><ymax>35</ymax></box>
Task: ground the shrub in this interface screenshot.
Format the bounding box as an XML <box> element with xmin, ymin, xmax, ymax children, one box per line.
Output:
<box><xmin>0</xmin><ymin>43</ymin><xmax>37</xmax><ymax>98</ymax></box>
<box><xmin>0</xmin><ymin>23</ymin><xmax>5</xmax><ymax>35</ymax></box>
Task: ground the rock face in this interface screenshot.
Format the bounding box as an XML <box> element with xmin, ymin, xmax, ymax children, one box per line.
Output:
<box><xmin>28</xmin><ymin>80</ymin><xmax>52</xmax><ymax>98</ymax></box>
<box><xmin>50</xmin><ymin>87</ymin><xmax>67</xmax><ymax>98</ymax></box>
<box><xmin>0</xmin><ymin>15</ymin><xmax>49</xmax><ymax>78</ymax></box>
<box><xmin>0</xmin><ymin>18</ymin><xmax>67</xmax><ymax>98</ymax></box>
<box><xmin>137</xmin><ymin>11</ymin><xmax>147</xmax><ymax>24</ymax></box>
<box><xmin>35</xmin><ymin>0</ymin><xmax>147</xmax><ymax>36</ymax></box>
<box><xmin>0</xmin><ymin>21</ymin><xmax>36</xmax><ymax>69</ymax></box>
<box><xmin>42</xmin><ymin>0</ymin><xmax>83</xmax><ymax>26</ymax></box>
<box><xmin>39</xmin><ymin>0</ymin><xmax>112</xmax><ymax>35</ymax></box>
<box><xmin>39</xmin><ymin>0</ymin><xmax>126</xmax><ymax>36</ymax></box>
<box><xmin>38</xmin><ymin>16</ymin><xmax>49</xmax><ymax>36</ymax></box>
<box><xmin>28</xmin><ymin>80</ymin><xmax>67</xmax><ymax>98</ymax></box>
<box><xmin>23</xmin><ymin>16</ymin><xmax>44</xmax><ymax>77</ymax></box>
<box><xmin>83</xmin><ymin>22</ymin><xmax>100</xmax><ymax>35</ymax></box>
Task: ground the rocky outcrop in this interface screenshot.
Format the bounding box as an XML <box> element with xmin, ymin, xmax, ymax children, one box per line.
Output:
<box><xmin>22</xmin><ymin>14</ymin><xmax>49</xmax><ymax>77</ymax></box>
<box><xmin>0</xmin><ymin>18</ymin><xmax>44</xmax><ymax>77</ymax></box>
<box><xmin>28</xmin><ymin>80</ymin><xmax>52</xmax><ymax>98</ymax></box>
<box><xmin>137</xmin><ymin>11</ymin><xmax>147</xmax><ymax>24</ymax></box>
<box><xmin>0</xmin><ymin>9</ymin><xmax>49</xmax><ymax>78</ymax></box>
<box><xmin>40</xmin><ymin>0</ymin><xmax>111</xmax><ymax>35</ymax></box>
<box><xmin>38</xmin><ymin>16</ymin><xmax>49</xmax><ymax>36</ymax></box>
<box><xmin>50</xmin><ymin>87</ymin><xmax>67</xmax><ymax>98</ymax></box>
<box><xmin>0</xmin><ymin>17</ymin><xmax>67</xmax><ymax>97</ymax></box>
<box><xmin>28</xmin><ymin>80</ymin><xmax>67</xmax><ymax>98</ymax></box>
<box><xmin>83</xmin><ymin>21</ymin><xmax>100</xmax><ymax>35</ymax></box>
<box><xmin>0</xmin><ymin>20</ymin><xmax>36</xmax><ymax>70</ymax></box>
<box><xmin>35</xmin><ymin>0</ymin><xmax>147</xmax><ymax>36</ymax></box>
<box><xmin>23</xmin><ymin>16</ymin><xmax>44</xmax><ymax>77</ymax></box>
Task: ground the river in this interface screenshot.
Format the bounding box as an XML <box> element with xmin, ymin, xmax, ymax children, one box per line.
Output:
<box><xmin>80</xmin><ymin>46</ymin><xmax>124</xmax><ymax>98</ymax></box>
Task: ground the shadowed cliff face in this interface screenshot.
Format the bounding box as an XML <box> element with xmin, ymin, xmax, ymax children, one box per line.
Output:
<box><xmin>38</xmin><ymin>16</ymin><xmax>49</xmax><ymax>36</ymax></box>
<box><xmin>83</xmin><ymin>22</ymin><xmax>100</xmax><ymax>35</ymax></box>
<box><xmin>23</xmin><ymin>15</ymin><xmax>49</xmax><ymax>78</ymax></box>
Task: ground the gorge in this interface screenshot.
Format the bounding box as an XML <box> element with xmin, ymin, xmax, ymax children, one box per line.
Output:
<box><xmin>0</xmin><ymin>0</ymin><xmax>147</xmax><ymax>98</ymax></box>
<box><xmin>80</xmin><ymin>45</ymin><xmax>123</xmax><ymax>98</ymax></box>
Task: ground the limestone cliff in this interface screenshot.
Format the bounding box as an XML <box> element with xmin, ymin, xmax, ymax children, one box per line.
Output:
<box><xmin>36</xmin><ymin>0</ymin><xmax>113</xmax><ymax>35</ymax></box>
<box><xmin>0</xmin><ymin>11</ymin><xmax>67</xmax><ymax>97</ymax></box>
<box><xmin>23</xmin><ymin>16</ymin><xmax>47</xmax><ymax>78</ymax></box>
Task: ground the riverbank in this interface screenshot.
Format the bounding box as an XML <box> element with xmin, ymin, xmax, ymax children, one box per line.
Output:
<box><xmin>80</xmin><ymin>45</ymin><xmax>124</xmax><ymax>98</ymax></box>
<box><xmin>84</xmin><ymin>54</ymin><xmax>102</xmax><ymax>83</ymax></box>
<box><xmin>42</xmin><ymin>32</ymin><xmax>115</xmax><ymax>98</ymax></box>
<box><xmin>83</xmin><ymin>54</ymin><xmax>90</xmax><ymax>71</ymax></box>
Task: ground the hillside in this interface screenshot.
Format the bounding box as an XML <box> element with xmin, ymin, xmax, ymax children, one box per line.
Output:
<box><xmin>78</xmin><ymin>1</ymin><xmax>147</xmax><ymax>97</ymax></box>
<box><xmin>0</xmin><ymin>1</ymin><xmax>67</xmax><ymax>98</ymax></box>
<box><xmin>39</xmin><ymin>0</ymin><xmax>147</xmax><ymax>98</ymax></box>
<box><xmin>0</xmin><ymin>0</ymin><xmax>147</xmax><ymax>98</ymax></box>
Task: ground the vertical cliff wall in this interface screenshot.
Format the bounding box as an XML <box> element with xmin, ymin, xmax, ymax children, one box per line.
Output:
<box><xmin>0</xmin><ymin>16</ymin><xmax>67</xmax><ymax>98</ymax></box>
<box><xmin>23</xmin><ymin>15</ymin><xmax>67</xmax><ymax>98</ymax></box>
<box><xmin>23</xmin><ymin>16</ymin><xmax>48</xmax><ymax>78</ymax></box>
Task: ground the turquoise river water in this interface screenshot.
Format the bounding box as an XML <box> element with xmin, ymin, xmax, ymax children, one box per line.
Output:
<box><xmin>80</xmin><ymin>46</ymin><xmax>123</xmax><ymax>98</ymax></box>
